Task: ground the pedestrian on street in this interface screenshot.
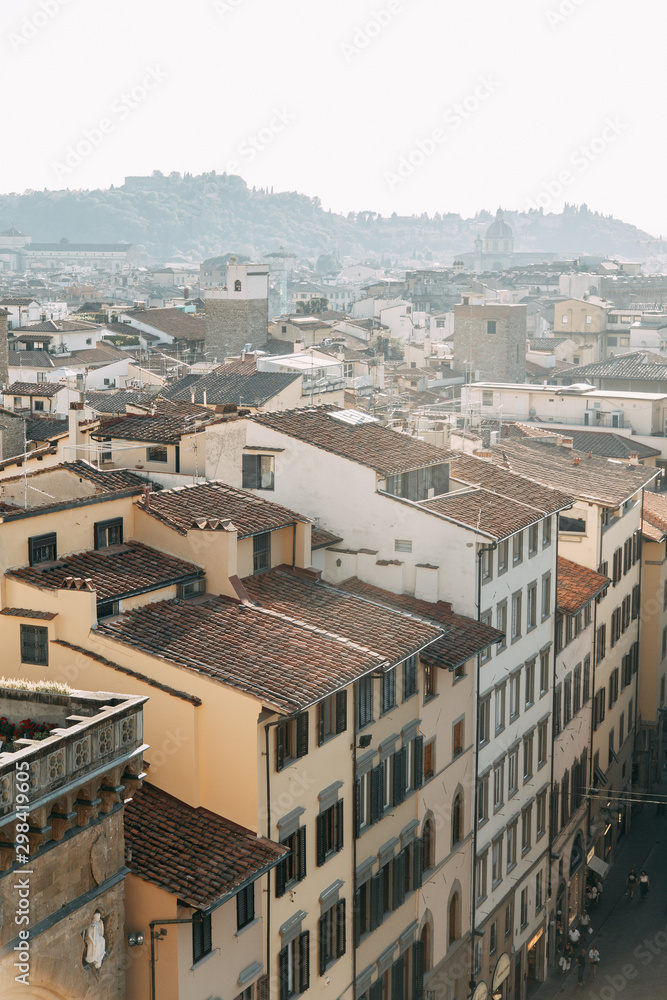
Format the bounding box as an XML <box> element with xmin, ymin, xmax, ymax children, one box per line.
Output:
<box><xmin>557</xmin><ymin>936</ymin><xmax>566</xmax><ymax>973</ymax></box>
<box><xmin>640</xmin><ymin>870</ymin><xmax>650</xmax><ymax>900</ymax></box>
<box><xmin>589</xmin><ymin>946</ymin><xmax>600</xmax><ymax>978</ymax></box>
<box><xmin>563</xmin><ymin>941</ymin><xmax>574</xmax><ymax>973</ymax></box>
<box><xmin>569</xmin><ymin>925</ymin><xmax>581</xmax><ymax>945</ymax></box>
<box><xmin>579</xmin><ymin>910</ymin><xmax>593</xmax><ymax>935</ymax></box>
<box><xmin>587</xmin><ymin>883</ymin><xmax>599</xmax><ymax>908</ymax></box>
<box><xmin>626</xmin><ymin>868</ymin><xmax>638</xmax><ymax>899</ymax></box>
<box><xmin>577</xmin><ymin>947</ymin><xmax>587</xmax><ymax>985</ymax></box>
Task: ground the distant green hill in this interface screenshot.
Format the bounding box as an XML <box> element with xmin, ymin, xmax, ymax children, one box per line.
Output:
<box><xmin>0</xmin><ymin>172</ymin><xmax>657</xmax><ymax>262</ymax></box>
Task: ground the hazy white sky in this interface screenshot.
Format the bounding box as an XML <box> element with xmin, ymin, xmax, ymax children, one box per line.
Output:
<box><xmin>3</xmin><ymin>0</ymin><xmax>665</xmax><ymax>235</ymax></box>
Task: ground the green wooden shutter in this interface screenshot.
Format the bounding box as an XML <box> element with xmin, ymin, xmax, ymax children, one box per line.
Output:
<box><xmin>393</xmin><ymin>747</ymin><xmax>406</xmax><ymax>805</ymax></box>
<box><xmin>336</xmin><ymin>799</ymin><xmax>344</xmax><ymax>852</ymax></box>
<box><xmin>319</xmin><ymin>913</ymin><xmax>328</xmax><ymax>976</ymax></box>
<box><xmin>276</xmin><ymin>723</ymin><xmax>285</xmax><ymax>772</ymax></box>
<box><xmin>299</xmin><ymin>930</ymin><xmax>310</xmax><ymax>992</ymax></box>
<box><xmin>318</xmin><ymin>703</ymin><xmax>325</xmax><ymax>746</ymax></box>
<box><xmin>296</xmin><ymin>713</ymin><xmax>309</xmax><ymax>758</ymax></box>
<box><xmin>354</xmin><ymin>779</ymin><xmax>361</xmax><ymax>838</ymax></box>
<box><xmin>414</xmin><ymin>736</ymin><xmax>424</xmax><ymax>789</ymax></box>
<box><xmin>412</xmin><ymin>940</ymin><xmax>425</xmax><ymax>1000</ymax></box>
<box><xmin>275</xmin><ymin>857</ymin><xmax>286</xmax><ymax>898</ymax></box>
<box><xmin>392</xmin><ymin>851</ymin><xmax>405</xmax><ymax>910</ymax></box>
<box><xmin>391</xmin><ymin>956</ymin><xmax>405</xmax><ymax>1000</ymax></box>
<box><xmin>316</xmin><ymin>813</ymin><xmax>325</xmax><ymax>867</ymax></box>
<box><xmin>336</xmin><ymin>898</ymin><xmax>346</xmax><ymax>957</ymax></box>
<box><xmin>354</xmin><ymin>888</ymin><xmax>362</xmax><ymax>947</ymax></box>
<box><xmin>370</xmin><ymin>981</ymin><xmax>382</xmax><ymax>1000</ymax></box>
<box><xmin>370</xmin><ymin>872</ymin><xmax>384</xmax><ymax>931</ymax></box>
<box><xmin>370</xmin><ymin>765</ymin><xmax>382</xmax><ymax>824</ymax></box>
<box><xmin>413</xmin><ymin>837</ymin><xmax>423</xmax><ymax>890</ymax></box>
<box><xmin>279</xmin><ymin>946</ymin><xmax>289</xmax><ymax>1000</ymax></box>
<box><xmin>336</xmin><ymin>689</ymin><xmax>347</xmax><ymax>733</ymax></box>
<box><xmin>296</xmin><ymin>826</ymin><xmax>307</xmax><ymax>880</ymax></box>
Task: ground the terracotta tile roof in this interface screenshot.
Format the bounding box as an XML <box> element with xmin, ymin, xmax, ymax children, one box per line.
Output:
<box><xmin>0</xmin><ymin>607</ymin><xmax>57</xmax><ymax>620</ymax></box>
<box><xmin>96</xmin><ymin>593</ymin><xmax>390</xmax><ymax>714</ymax></box>
<box><xmin>252</xmin><ymin>405</ymin><xmax>454</xmax><ymax>475</ymax></box>
<box><xmin>125</xmin><ymin>308</ymin><xmax>205</xmax><ymax>342</ymax></box>
<box><xmin>162</xmin><ymin>369</ymin><xmax>300</xmax><ymax>407</ymax></box>
<box><xmin>65</xmin><ymin>460</ymin><xmax>151</xmax><ymax>494</ymax></box>
<box><xmin>487</xmin><ymin>440</ymin><xmax>659</xmax><ymax>507</ymax></box>
<box><xmin>125</xmin><ymin>782</ymin><xmax>288</xmax><ymax>911</ymax></box>
<box><xmin>13</xmin><ymin>320</ymin><xmax>98</xmax><ymax>333</ymax></box>
<box><xmin>337</xmin><ymin>578</ymin><xmax>503</xmax><ymax>669</ymax></box>
<box><xmin>26</xmin><ymin>418</ymin><xmax>68</xmax><ymax>441</ymax></box>
<box><xmin>241</xmin><ymin>568</ymin><xmax>443</xmax><ymax>666</ymax></box>
<box><xmin>85</xmin><ymin>389</ymin><xmax>162</xmax><ymax>414</ymax></box>
<box><xmin>138</xmin><ymin>481</ymin><xmax>309</xmax><ymax>538</ymax></box>
<box><xmin>69</xmin><ymin>345</ymin><xmax>135</xmax><ymax>365</ymax></box>
<box><xmin>92</xmin><ymin>402</ymin><xmax>215</xmax><ymax>444</ymax></box>
<box><xmin>450</xmin><ymin>454</ymin><xmax>573</xmax><ymax>514</ymax></box>
<box><xmin>6</xmin><ymin>381</ymin><xmax>63</xmax><ymax>397</ymax></box>
<box><xmin>642</xmin><ymin>491</ymin><xmax>667</xmax><ymax>542</ymax></box>
<box><xmin>563</xmin><ymin>351</ymin><xmax>667</xmax><ymax>382</ymax></box>
<box><xmin>8</xmin><ymin>541</ymin><xmax>202</xmax><ymax>602</ymax></box>
<box><xmin>311</xmin><ymin>526</ymin><xmax>343</xmax><ymax>549</ymax></box>
<box><xmin>8</xmin><ymin>351</ymin><xmax>56</xmax><ymax>370</ymax></box>
<box><xmin>491</xmin><ymin>424</ymin><xmax>661</xmax><ymax>461</ymax></box>
<box><xmin>556</xmin><ymin>557</ymin><xmax>609</xmax><ymax>614</ymax></box>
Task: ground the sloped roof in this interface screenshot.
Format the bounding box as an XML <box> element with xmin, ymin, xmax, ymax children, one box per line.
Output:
<box><xmin>162</xmin><ymin>369</ymin><xmax>300</xmax><ymax>407</ymax></box>
<box><xmin>137</xmin><ymin>480</ymin><xmax>309</xmax><ymax>538</ymax></box>
<box><xmin>242</xmin><ymin>568</ymin><xmax>443</xmax><ymax>667</ymax></box>
<box><xmin>311</xmin><ymin>526</ymin><xmax>343</xmax><ymax>549</ymax></box>
<box><xmin>556</xmin><ymin>557</ymin><xmax>609</xmax><ymax>615</ymax></box>
<box><xmin>252</xmin><ymin>405</ymin><xmax>454</xmax><ymax>476</ymax></box>
<box><xmin>336</xmin><ymin>577</ymin><xmax>503</xmax><ymax>669</ymax></box>
<box><xmin>562</xmin><ymin>351</ymin><xmax>667</xmax><ymax>382</ymax></box>
<box><xmin>85</xmin><ymin>389</ymin><xmax>162</xmax><ymax>414</ymax></box>
<box><xmin>487</xmin><ymin>440</ymin><xmax>659</xmax><ymax>506</ymax></box>
<box><xmin>642</xmin><ymin>491</ymin><xmax>667</xmax><ymax>542</ymax></box>
<box><xmin>26</xmin><ymin>418</ymin><xmax>68</xmax><ymax>441</ymax></box>
<box><xmin>8</xmin><ymin>540</ymin><xmax>202</xmax><ymax>602</ymax></box>
<box><xmin>92</xmin><ymin>401</ymin><xmax>215</xmax><ymax>444</ymax></box>
<box><xmin>8</xmin><ymin>351</ymin><xmax>56</xmax><ymax>369</ymax></box>
<box><xmin>124</xmin><ymin>308</ymin><xmax>205</xmax><ymax>341</ymax></box>
<box><xmin>124</xmin><ymin>782</ymin><xmax>288</xmax><ymax>911</ymax></box>
<box><xmin>5</xmin><ymin>381</ymin><xmax>63</xmax><ymax>396</ymax></box>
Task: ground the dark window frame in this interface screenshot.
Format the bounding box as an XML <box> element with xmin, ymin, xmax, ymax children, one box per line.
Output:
<box><xmin>146</xmin><ymin>445</ymin><xmax>168</xmax><ymax>463</ymax></box>
<box><xmin>94</xmin><ymin>517</ymin><xmax>123</xmax><ymax>549</ymax></box>
<box><xmin>192</xmin><ymin>911</ymin><xmax>212</xmax><ymax>964</ymax></box>
<box><xmin>28</xmin><ymin>532</ymin><xmax>57</xmax><ymax>566</ymax></box>
<box><xmin>20</xmin><ymin>623</ymin><xmax>49</xmax><ymax>665</ymax></box>
<box><xmin>253</xmin><ymin>532</ymin><xmax>272</xmax><ymax>574</ymax></box>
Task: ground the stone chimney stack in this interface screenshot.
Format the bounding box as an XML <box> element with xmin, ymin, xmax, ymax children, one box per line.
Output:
<box><xmin>0</xmin><ymin>308</ymin><xmax>8</xmax><ymax>389</ymax></box>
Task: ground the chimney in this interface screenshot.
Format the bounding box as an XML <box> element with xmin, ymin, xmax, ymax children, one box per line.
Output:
<box><xmin>473</xmin><ymin>450</ymin><xmax>493</xmax><ymax>461</ymax></box>
<box><xmin>142</xmin><ymin>484</ymin><xmax>152</xmax><ymax>508</ymax></box>
<box><xmin>562</xmin><ymin>437</ymin><xmax>574</xmax><ymax>449</ymax></box>
<box><xmin>190</xmin><ymin>387</ymin><xmax>196</xmax><ymax>404</ymax></box>
<box><xmin>203</xmin><ymin>389</ymin><xmax>208</xmax><ymax>407</ymax></box>
<box><xmin>574</xmin><ymin>457</ymin><xmax>580</xmax><ymax>466</ymax></box>
<box><xmin>630</xmin><ymin>453</ymin><xmax>639</xmax><ymax>466</ymax></box>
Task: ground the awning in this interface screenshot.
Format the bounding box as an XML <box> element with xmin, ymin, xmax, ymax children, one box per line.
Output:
<box><xmin>588</xmin><ymin>855</ymin><xmax>610</xmax><ymax>878</ymax></box>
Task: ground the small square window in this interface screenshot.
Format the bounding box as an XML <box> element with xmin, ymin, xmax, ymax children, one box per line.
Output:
<box><xmin>147</xmin><ymin>445</ymin><xmax>168</xmax><ymax>463</ymax></box>
<box><xmin>253</xmin><ymin>532</ymin><xmax>271</xmax><ymax>573</ymax></box>
<box><xmin>242</xmin><ymin>454</ymin><xmax>275</xmax><ymax>490</ymax></box>
<box><xmin>20</xmin><ymin>624</ymin><xmax>49</xmax><ymax>665</ymax></box>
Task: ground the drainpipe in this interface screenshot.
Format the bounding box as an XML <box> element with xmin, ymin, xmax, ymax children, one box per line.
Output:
<box><xmin>150</xmin><ymin>913</ymin><xmax>205</xmax><ymax>1000</ymax></box>
<box><xmin>635</xmin><ymin>491</ymin><xmax>645</xmax><ymax>792</ymax></box>
<box><xmin>470</xmin><ymin>540</ymin><xmax>497</xmax><ymax>994</ymax></box>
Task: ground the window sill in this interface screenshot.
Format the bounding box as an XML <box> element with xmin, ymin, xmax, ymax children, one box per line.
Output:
<box><xmin>191</xmin><ymin>948</ymin><xmax>218</xmax><ymax>972</ymax></box>
<box><xmin>423</xmin><ymin>692</ymin><xmax>439</xmax><ymax>704</ymax></box>
<box><xmin>536</xmin><ymin>829</ymin><xmax>546</xmax><ymax>841</ymax></box>
<box><xmin>492</xmin><ymin>878</ymin><xmax>502</xmax><ymax>890</ymax></box>
<box><xmin>507</xmin><ymin>862</ymin><xmax>517</xmax><ymax>874</ymax></box>
<box><xmin>511</xmin><ymin>635</ymin><xmax>522</xmax><ymax>645</ymax></box>
<box><xmin>522</xmin><ymin>846</ymin><xmax>531</xmax><ymax>857</ymax></box>
<box><xmin>403</xmin><ymin>690</ymin><xmax>418</xmax><ymax>704</ymax></box>
<box><xmin>235</xmin><ymin>917</ymin><xmax>259</xmax><ymax>937</ymax></box>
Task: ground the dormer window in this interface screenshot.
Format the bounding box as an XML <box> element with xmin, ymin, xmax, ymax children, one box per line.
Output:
<box><xmin>29</xmin><ymin>532</ymin><xmax>57</xmax><ymax>566</ymax></box>
<box><xmin>94</xmin><ymin>518</ymin><xmax>123</xmax><ymax>549</ymax></box>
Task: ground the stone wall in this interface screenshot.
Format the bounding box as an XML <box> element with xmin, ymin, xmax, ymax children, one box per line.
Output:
<box><xmin>0</xmin><ymin>311</ymin><xmax>8</xmax><ymax>388</ymax></box>
<box><xmin>0</xmin><ymin>811</ymin><xmax>127</xmax><ymax>999</ymax></box>
<box><xmin>205</xmin><ymin>297</ymin><xmax>269</xmax><ymax>360</ymax></box>
<box><xmin>453</xmin><ymin>305</ymin><xmax>527</xmax><ymax>383</ymax></box>
<box><xmin>0</xmin><ymin>410</ymin><xmax>26</xmax><ymax>461</ymax></box>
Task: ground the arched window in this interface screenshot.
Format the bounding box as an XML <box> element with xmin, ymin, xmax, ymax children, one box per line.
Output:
<box><xmin>423</xmin><ymin>817</ymin><xmax>434</xmax><ymax>871</ymax></box>
<box><xmin>234</xmin><ymin>279</ymin><xmax>242</xmax><ymax>292</ymax></box>
<box><xmin>421</xmin><ymin>923</ymin><xmax>432</xmax><ymax>972</ymax></box>
<box><xmin>448</xmin><ymin>892</ymin><xmax>460</xmax><ymax>945</ymax></box>
<box><xmin>452</xmin><ymin>792</ymin><xmax>463</xmax><ymax>847</ymax></box>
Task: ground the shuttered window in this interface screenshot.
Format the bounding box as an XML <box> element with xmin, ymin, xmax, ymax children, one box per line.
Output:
<box><xmin>276</xmin><ymin>713</ymin><xmax>309</xmax><ymax>772</ymax></box>
<box><xmin>236</xmin><ymin>882</ymin><xmax>255</xmax><ymax>930</ymax></box>
<box><xmin>318</xmin><ymin>691</ymin><xmax>347</xmax><ymax>745</ymax></box>
<box><xmin>319</xmin><ymin>899</ymin><xmax>346</xmax><ymax>974</ymax></box>
<box><xmin>276</xmin><ymin>827</ymin><xmax>307</xmax><ymax>897</ymax></box>
<box><xmin>316</xmin><ymin>800</ymin><xmax>343</xmax><ymax>866</ymax></box>
<box><xmin>20</xmin><ymin>624</ymin><xmax>49</xmax><ymax>665</ymax></box>
<box><xmin>278</xmin><ymin>931</ymin><xmax>310</xmax><ymax>999</ymax></box>
<box><xmin>192</xmin><ymin>911</ymin><xmax>212</xmax><ymax>964</ymax></box>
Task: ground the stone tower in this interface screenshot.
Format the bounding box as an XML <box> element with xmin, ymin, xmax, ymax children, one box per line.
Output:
<box><xmin>453</xmin><ymin>300</ymin><xmax>527</xmax><ymax>384</ymax></box>
<box><xmin>204</xmin><ymin>262</ymin><xmax>269</xmax><ymax>361</ymax></box>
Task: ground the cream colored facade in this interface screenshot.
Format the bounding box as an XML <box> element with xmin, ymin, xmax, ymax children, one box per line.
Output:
<box><xmin>553</xmin><ymin>299</ymin><xmax>608</xmax><ymax>365</ymax></box>
<box><xmin>637</xmin><ymin>512</ymin><xmax>667</xmax><ymax>787</ymax></box>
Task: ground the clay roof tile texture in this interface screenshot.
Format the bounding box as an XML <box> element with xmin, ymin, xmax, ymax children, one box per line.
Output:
<box><xmin>556</xmin><ymin>557</ymin><xmax>610</xmax><ymax>614</ymax></box>
<box><xmin>124</xmin><ymin>782</ymin><xmax>288</xmax><ymax>910</ymax></box>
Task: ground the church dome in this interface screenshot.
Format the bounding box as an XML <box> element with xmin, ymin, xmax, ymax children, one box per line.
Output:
<box><xmin>486</xmin><ymin>209</ymin><xmax>513</xmax><ymax>240</ymax></box>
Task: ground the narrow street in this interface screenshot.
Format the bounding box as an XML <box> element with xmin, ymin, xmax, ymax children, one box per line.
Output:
<box><xmin>532</xmin><ymin>774</ymin><xmax>667</xmax><ymax>1000</ymax></box>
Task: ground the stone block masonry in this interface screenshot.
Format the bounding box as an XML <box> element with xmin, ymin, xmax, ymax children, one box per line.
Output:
<box><xmin>205</xmin><ymin>297</ymin><xmax>269</xmax><ymax>361</ymax></box>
